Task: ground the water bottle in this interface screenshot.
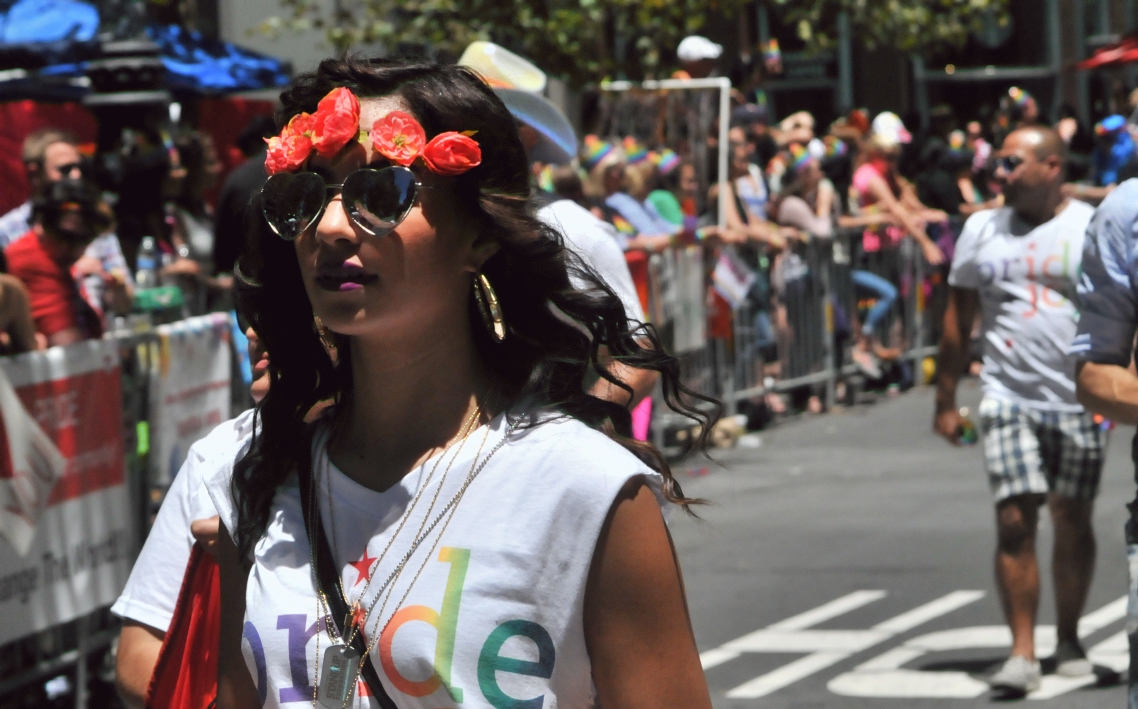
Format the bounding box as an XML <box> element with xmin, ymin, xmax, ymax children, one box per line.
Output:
<box><xmin>135</xmin><ymin>236</ymin><xmax>158</xmax><ymax>289</ymax></box>
<box><xmin>956</xmin><ymin>406</ymin><xmax>978</xmax><ymax>445</ymax></box>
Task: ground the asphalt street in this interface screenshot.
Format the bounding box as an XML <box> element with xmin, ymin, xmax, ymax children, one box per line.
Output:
<box><xmin>671</xmin><ymin>378</ymin><xmax>1134</xmax><ymax>708</ymax></box>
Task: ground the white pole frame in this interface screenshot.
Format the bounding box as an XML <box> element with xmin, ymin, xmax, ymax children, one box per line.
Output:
<box><xmin>600</xmin><ymin>77</ymin><xmax>732</xmax><ymax>229</ymax></box>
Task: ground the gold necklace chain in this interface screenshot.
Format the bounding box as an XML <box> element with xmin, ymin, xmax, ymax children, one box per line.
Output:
<box><xmin>324</xmin><ymin>407</ymin><xmax>481</xmax><ymax>647</ymax></box>
<box><xmin>356</xmin><ymin>423</ymin><xmax>491</xmax><ymax>654</ymax></box>
<box><xmin>306</xmin><ymin>408</ymin><xmax>489</xmax><ymax>708</ymax></box>
<box><xmin>338</xmin><ymin>420</ymin><xmax>516</xmax><ymax>707</ymax></box>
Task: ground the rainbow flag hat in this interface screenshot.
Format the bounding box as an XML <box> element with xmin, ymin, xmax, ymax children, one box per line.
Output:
<box><xmin>788</xmin><ymin>143</ymin><xmax>815</xmax><ymax>172</ymax></box>
<box><xmin>651</xmin><ymin>148</ymin><xmax>681</xmax><ymax>175</ymax></box>
<box><xmin>622</xmin><ymin>136</ymin><xmax>649</xmax><ymax>164</ymax></box>
<box><xmin>581</xmin><ymin>134</ymin><xmax>616</xmax><ymax>171</ymax></box>
<box><xmin>822</xmin><ymin>135</ymin><xmax>847</xmax><ymax>158</ymax></box>
<box><xmin>1008</xmin><ymin>86</ymin><xmax>1033</xmax><ymax>109</ymax></box>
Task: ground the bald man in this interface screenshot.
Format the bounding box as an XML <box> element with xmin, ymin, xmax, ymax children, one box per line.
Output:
<box><xmin>934</xmin><ymin>126</ymin><xmax>1105</xmax><ymax>694</ymax></box>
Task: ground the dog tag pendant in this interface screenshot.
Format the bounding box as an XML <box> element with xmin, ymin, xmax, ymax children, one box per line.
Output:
<box><xmin>317</xmin><ymin>644</ymin><xmax>360</xmax><ymax>708</ymax></box>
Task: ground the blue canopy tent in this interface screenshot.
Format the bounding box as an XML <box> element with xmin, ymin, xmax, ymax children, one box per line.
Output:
<box><xmin>0</xmin><ymin>0</ymin><xmax>291</xmax><ymax>100</ymax></box>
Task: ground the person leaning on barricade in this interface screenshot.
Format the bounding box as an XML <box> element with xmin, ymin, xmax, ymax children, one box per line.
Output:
<box><xmin>5</xmin><ymin>179</ymin><xmax>125</xmax><ymax>347</ymax></box>
<box><xmin>0</xmin><ymin>128</ymin><xmax>136</xmax><ymax>323</ymax></box>
<box><xmin>0</xmin><ymin>128</ymin><xmax>84</xmax><ymax>246</ymax></box>
<box><xmin>1068</xmin><ymin>176</ymin><xmax>1138</xmax><ymax>709</ymax></box>
<box><xmin>580</xmin><ymin>136</ymin><xmax>678</xmax><ymax>253</ymax></box>
<box><xmin>934</xmin><ymin>126</ymin><xmax>1104</xmax><ymax>695</ymax></box>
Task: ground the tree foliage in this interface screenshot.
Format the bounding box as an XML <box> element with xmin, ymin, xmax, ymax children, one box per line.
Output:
<box><xmin>770</xmin><ymin>0</ymin><xmax>1012</xmax><ymax>54</ymax></box>
<box><xmin>257</xmin><ymin>0</ymin><xmax>751</xmax><ymax>87</ymax></box>
<box><xmin>256</xmin><ymin>0</ymin><xmax>1011</xmax><ymax>87</ymax></box>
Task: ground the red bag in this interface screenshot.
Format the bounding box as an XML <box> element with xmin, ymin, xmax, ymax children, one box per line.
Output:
<box><xmin>145</xmin><ymin>542</ymin><xmax>220</xmax><ymax>709</ymax></box>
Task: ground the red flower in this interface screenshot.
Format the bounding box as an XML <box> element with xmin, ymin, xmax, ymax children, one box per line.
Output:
<box><xmin>311</xmin><ymin>87</ymin><xmax>361</xmax><ymax>158</ymax></box>
<box><xmin>421</xmin><ymin>132</ymin><xmax>482</xmax><ymax>176</ymax></box>
<box><xmin>264</xmin><ymin>112</ymin><xmax>315</xmax><ymax>174</ymax></box>
<box><xmin>370</xmin><ymin>111</ymin><xmax>426</xmax><ymax>166</ymax></box>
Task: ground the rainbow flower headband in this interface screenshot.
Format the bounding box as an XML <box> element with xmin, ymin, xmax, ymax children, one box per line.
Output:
<box><xmin>265</xmin><ymin>87</ymin><xmax>482</xmax><ymax>176</ymax></box>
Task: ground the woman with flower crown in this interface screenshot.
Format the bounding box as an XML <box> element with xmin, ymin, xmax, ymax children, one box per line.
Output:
<box><xmin>203</xmin><ymin>58</ymin><xmax>716</xmax><ymax>709</ymax></box>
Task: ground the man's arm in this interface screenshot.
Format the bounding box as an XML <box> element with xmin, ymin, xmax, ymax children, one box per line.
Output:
<box><xmin>1076</xmin><ymin>360</ymin><xmax>1138</xmax><ymax>425</ymax></box>
<box><xmin>1071</xmin><ymin>180</ymin><xmax>1138</xmax><ymax>421</ymax></box>
<box><xmin>934</xmin><ymin>285</ymin><xmax>979</xmax><ymax>442</ymax></box>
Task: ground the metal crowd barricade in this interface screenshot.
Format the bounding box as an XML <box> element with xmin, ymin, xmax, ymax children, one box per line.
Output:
<box><xmin>721</xmin><ymin>235</ymin><xmax>838</xmax><ymax>412</ymax></box>
<box><xmin>648</xmin><ymin>228</ymin><xmax>947</xmax><ymax>450</ymax></box>
<box><xmin>0</xmin><ymin>328</ymin><xmax>183</xmax><ymax>709</ymax></box>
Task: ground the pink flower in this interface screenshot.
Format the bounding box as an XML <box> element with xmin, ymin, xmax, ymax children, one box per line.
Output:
<box><xmin>421</xmin><ymin>132</ymin><xmax>482</xmax><ymax>176</ymax></box>
<box><xmin>370</xmin><ymin>111</ymin><xmax>427</xmax><ymax>166</ymax></box>
<box><xmin>311</xmin><ymin>87</ymin><xmax>361</xmax><ymax>158</ymax></box>
<box><xmin>264</xmin><ymin>112</ymin><xmax>315</xmax><ymax>174</ymax></box>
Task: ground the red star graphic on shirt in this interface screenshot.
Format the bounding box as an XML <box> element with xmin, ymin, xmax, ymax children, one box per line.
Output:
<box><xmin>348</xmin><ymin>549</ymin><xmax>378</xmax><ymax>588</ymax></box>
<box><xmin>352</xmin><ymin>606</ymin><xmax>368</xmax><ymax>638</ymax></box>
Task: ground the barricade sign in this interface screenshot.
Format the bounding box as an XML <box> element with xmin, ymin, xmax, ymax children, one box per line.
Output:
<box><xmin>0</xmin><ymin>340</ymin><xmax>130</xmax><ymax>646</ymax></box>
<box><xmin>149</xmin><ymin>312</ymin><xmax>232</xmax><ymax>487</ymax></box>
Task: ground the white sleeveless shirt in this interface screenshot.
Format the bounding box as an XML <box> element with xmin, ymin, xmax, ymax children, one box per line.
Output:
<box><xmin>203</xmin><ymin>412</ymin><xmax>662</xmax><ymax>709</ymax></box>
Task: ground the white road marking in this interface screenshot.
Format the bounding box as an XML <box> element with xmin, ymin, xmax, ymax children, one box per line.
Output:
<box><xmin>827</xmin><ymin>595</ymin><xmax>1127</xmax><ymax>699</ymax></box>
<box><xmin>769</xmin><ymin>590</ymin><xmax>888</xmax><ymax>630</ymax></box>
<box><xmin>726</xmin><ymin>652</ymin><xmax>848</xmax><ymax>699</ymax></box>
<box><xmin>704</xmin><ymin>590</ymin><xmax>984</xmax><ymax>699</ymax></box>
<box><xmin>700</xmin><ymin>590</ymin><xmax>885</xmax><ymax>670</ymax></box>
<box><xmin>873</xmin><ymin>591</ymin><xmax>987</xmax><ymax>634</ymax></box>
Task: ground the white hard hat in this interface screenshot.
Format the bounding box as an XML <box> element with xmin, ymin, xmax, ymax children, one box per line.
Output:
<box><xmin>871</xmin><ymin>111</ymin><xmax>912</xmax><ymax>146</ymax></box>
<box><xmin>677</xmin><ymin>36</ymin><xmax>723</xmax><ymax>63</ymax></box>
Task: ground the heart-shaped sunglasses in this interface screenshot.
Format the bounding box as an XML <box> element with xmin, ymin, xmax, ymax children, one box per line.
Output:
<box><xmin>260</xmin><ymin>166</ymin><xmax>432</xmax><ymax>241</ymax></box>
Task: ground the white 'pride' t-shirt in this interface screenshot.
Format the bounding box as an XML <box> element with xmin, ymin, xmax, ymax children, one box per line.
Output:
<box><xmin>204</xmin><ymin>412</ymin><xmax>662</xmax><ymax>709</ymax></box>
<box><xmin>948</xmin><ymin>201</ymin><xmax>1094</xmax><ymax>411</ymax></box>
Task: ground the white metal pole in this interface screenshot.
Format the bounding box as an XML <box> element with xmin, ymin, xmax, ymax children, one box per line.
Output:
<box><xmin>717</xmin><ymin>77</ymin><xmax>730</xmax><ymax>229</ymax></box>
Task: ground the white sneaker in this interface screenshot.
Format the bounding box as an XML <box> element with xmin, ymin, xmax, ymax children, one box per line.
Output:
<box><xmin>987</xmin><ymin>655</ymin><xmax>1042</xmax><ymax>693</ymax></box>
<box><xmin>1053</xmin><ymin>639</ymin><xmax>1093</xmax><ymax>677</ymax></box>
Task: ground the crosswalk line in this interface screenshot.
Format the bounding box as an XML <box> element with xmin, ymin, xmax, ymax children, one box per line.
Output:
<box><xmin>827</xmin><ymin>595</ymin><xmax>1127</xmax><ymax>700</ymax></box>
<box><xmin>712</xmin><ymin>590</ymin><xmax>984</xmax><ymax>699</ymax></box>
<box><xmin>700</xmin><ymin>590</ymin><xmax>885</xmax><ymax>670</ymax></box>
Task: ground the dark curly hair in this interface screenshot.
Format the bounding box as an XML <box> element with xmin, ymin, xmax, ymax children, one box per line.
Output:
<box><xmin>231</xmin><ymin>57</ymin><xmax>719</xmax><ymax>559</ymax></box>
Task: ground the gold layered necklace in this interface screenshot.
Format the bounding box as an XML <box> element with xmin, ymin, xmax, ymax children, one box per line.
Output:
<box><xmin>307</xmin><ymin>406</ymin><xmax>515</xmax><ymax>709</ymax></box>
<box><xmin>325</xmin><ymin>406</ymin><xmax>481</xmax><ymax>649</ymax></box>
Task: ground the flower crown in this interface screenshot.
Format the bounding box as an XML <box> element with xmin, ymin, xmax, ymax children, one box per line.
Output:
<box><xmin>265</xmin><ymin>86</ymin><xmax>482</xmax><ymax>176</ymax></box>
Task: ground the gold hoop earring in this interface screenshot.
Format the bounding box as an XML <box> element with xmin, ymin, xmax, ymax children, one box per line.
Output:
<box><xmin>313</xmin><ymin>315</ymin><xmax>338</xmax><ymax>355</ymax></box>
<box><xmin>473</xmin><ymin>272</ymin><xmax>506</xmax><ymax>342</ymax></box>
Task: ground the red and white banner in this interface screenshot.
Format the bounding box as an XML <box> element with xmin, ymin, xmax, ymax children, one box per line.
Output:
<box><xmin>0</xmin><ymin>340</ymin><xmax>131</xmax><ymax>645</ymax></box>
<box><xmin>150</xmin><ymin>313</ymin><xmax>232</xmax><ymax>487</ymax></box>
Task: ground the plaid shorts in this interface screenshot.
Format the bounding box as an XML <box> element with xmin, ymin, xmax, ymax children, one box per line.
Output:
<box><xmin>978</xmin><ymin>397</ymin><xmax>1106</xmax><ymax>503</ymax></box>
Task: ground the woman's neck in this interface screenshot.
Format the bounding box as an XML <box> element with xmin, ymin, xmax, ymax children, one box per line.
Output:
<box><xmin>329</xmin><ymin>317</ymin><xmax>488</xmax><ymax>492</ymax></box>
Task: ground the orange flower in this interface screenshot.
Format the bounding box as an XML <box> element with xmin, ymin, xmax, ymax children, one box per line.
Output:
<box><xmin>264</xmin><ymin>112</ymin><xmax>315</xmax><ymax>174</ymax></box>
<box><xmin>370</xmin><ymin>111</ymin><xmax>426</xmax><ymax>166</ymax></box>
<box><xmin>421</xmin><ymin>132</ymin><xmax>482</xmax><ymax>176</ymax></box>
<box><xmin>311</xmin><ymin>87</ymin><xmax>361</xmax><ymax>158</ymax></box>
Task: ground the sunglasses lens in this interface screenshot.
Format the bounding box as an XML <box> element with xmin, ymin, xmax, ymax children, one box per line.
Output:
<box><xmin>341</xmin><ymin>168</ymin><xmax>418</xmax><ymax>235</ymax></box>
<box><xmin>261</xmin><ymin>172</ymin><xmax>326</xmax><ymax>241</ymax></box>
